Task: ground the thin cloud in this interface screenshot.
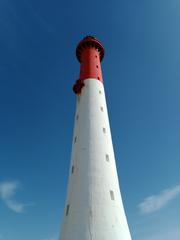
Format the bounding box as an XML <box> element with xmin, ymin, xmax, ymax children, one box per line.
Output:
<box><xmin>0</xmin><ymin>180</ymin><xmax>34</xmax><ymax>213</ymax></box>
<box><xmin>138</xmin><ymin>184</ymin><xmax>180</xmax><ymax>214</ymax></box>
<box><xmin>24</xmin><ymin>1</ymin><xmax>57</xmax><ymax>34</ymax></box>
<box><xmin>43</xmin><ymin>234</ymin><xmax>59</xmax><ymax>240</ymax></box>
<box><xmin>145</xmin><ymin>228</ymin><xmax>180</xmax><ymax>240</ymax></box>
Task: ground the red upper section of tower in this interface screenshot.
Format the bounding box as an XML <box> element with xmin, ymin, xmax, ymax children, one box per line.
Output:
<box><xmin>73</xmin><ymin>36</ymin><xmax>105</xmax><ymax>94</ymax></box>
<box><xmin>76</xmin><ymin>36</ymin><xmax>104</xmax><ymax>62</ymax></box>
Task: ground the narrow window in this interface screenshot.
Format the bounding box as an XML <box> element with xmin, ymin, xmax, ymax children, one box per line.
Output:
<box><xmin>74</xmin><ymin>136</ymin><xmax>77</xmax><ymax>143</ymax></box>
<box><xmin>66</xmin><ymin>204</ymin><xmax>70</xmax><ymax>216</ymax></box>
<box><xmin>95</xmin><ymin>55</ymin><xmax>98</xmax><ymax>58</ymax></box>
<box><xmin>99</xmin><ymin>90</ymin><xmax>102</xmax><ymax>94</ymax></box>
<box><xmin>106</xmin><ymin>154</ymin><xmax>109</xmax><ymax>162</ymax></box>
<box><xmin>100</xmin><ymin>107</ymin><xmax>103</xmax><ymax>112</ymax></box>
<box><xmin>110</xmin><ymin>190</ymin><xmax>115</xmax><ymax>200</ymax></box>
<box><xmin>103</xmin><ymin>127</ymin><xmax>106</xmax><ymax>133</ymax></box>
<box><xmin>71</xmin><ymin>165</ymin><xmax>74</xmax><ymax>174</ymax></box>
<box><xmin>96</xmin><ymin>65</ymin><xmax>99</xmax><ymax>68</ymax></box>
<box><xmin>97</xmin><ymin>77</ymin><xmax>100</xmax><ymax>80</ymax></box>
<box><xmin>76</xmin><ymin>114</ymin><xmax>79</xmax><ymax>120</ymax></box>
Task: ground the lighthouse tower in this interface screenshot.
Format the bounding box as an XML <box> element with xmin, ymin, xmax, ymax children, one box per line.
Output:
<box><xmin>60</xmin><ymin>36</ymin><xmax>132</xmax><ymax>240</ymax></box>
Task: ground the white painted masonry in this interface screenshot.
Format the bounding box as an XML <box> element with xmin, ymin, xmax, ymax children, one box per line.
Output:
<box><xmin>60</xmin><ymin>79</ymin><xmax>132</xmax><ymax>240</ymax></box>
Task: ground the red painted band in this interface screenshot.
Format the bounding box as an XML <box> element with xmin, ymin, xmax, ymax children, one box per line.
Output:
<box><xmin>80</xmin><ymin>47</ymin><xmax>103</xmax><ymax>82</ymax></box>
<box><xmin>73</xmin><ymin>36</ymin><xmax>105</xmax><ymax>94</ymax></box>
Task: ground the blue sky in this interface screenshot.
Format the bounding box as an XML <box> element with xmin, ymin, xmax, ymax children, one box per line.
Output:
<box><xmin>0</xmin><ymin>0</ymin><xmax>180</xmax><ymax>239</ymax></box>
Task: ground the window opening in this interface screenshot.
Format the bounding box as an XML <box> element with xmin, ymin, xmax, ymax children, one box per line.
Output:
<box><xmin>106</xmin><ymin>154</ymin><xmax>109</xmax><ymax>162</ymax></box>
<box><xmin>71</xmin><ymin>165</ymin><xmax>74</xmax><ymax>174</ymax></box>
<box><xmin>103</xmin><ymin>127</ymin><xmax>106</xmax><ymax>133</ymax></box>
<box><xmin>74</xmin><ymin>136</ymin><xmax>77</xmax><ymax>143</ymax></box>
<box><xmin>110</xmin><ymin>190</ymin><xmax>115</xmax><ymax>200</ymax></box>
<box><xmin>100</xmin><ymin>107</ymin><xmax>103</xmax><ymax>112</ymax></box>
<box><xmin>66</xmin><ymin>204</ymin><xmax>70</xmax><ymax>216</ymax></box>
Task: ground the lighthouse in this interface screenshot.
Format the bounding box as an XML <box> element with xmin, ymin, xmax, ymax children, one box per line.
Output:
<box><xmin>60</xmin><ymin>36</ymin><xmax>132</xmax><ymax>240</ymax></box>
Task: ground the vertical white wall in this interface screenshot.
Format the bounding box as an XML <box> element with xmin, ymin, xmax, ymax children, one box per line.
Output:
<box><xmin>60</xmin><ymin>79</ymin><xmax>132</xmax><ymax>240</ymax></box>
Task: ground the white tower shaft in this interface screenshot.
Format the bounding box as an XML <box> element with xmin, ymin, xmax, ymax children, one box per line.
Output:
<box><xmin>60</xmin><ymin>78</ymin><xmax>132</xmax><ymax>240</ymax></box>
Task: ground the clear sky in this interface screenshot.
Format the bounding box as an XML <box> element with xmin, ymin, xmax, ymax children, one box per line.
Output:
<box><xmin>0</xmin><ymin>0</ymin><xmax>180</xmax><ymax>239</ymax></box>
